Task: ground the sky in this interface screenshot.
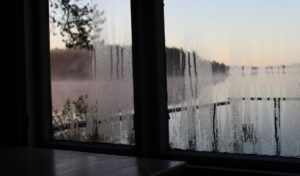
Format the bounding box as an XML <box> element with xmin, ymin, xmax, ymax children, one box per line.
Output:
<box><xmin>50</xmin><ymin>0</ymin><xmax>300</xmax><ymax>67</ymax></box>
<box><xmin>165</xmin><ymin>0</ymin><xmax>300</xmax><ymax>66</ymax></box>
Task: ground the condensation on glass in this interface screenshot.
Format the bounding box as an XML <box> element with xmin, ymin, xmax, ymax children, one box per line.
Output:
<box><xmin>165</xmin><ymin>0</ymin><xmax>300</xmax><ymax>157</ymax></box>
<box><xmin>49</xmin><ymin>0</ymin><xmax>134</xmax><ymax>144</ymax></box>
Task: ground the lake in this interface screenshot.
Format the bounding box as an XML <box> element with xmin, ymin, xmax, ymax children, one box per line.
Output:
<box><xmin>51</xmin><ymin>45</ymin><xmax>300</xmax><ymax>157</ymax></box>
<box><xmin>168</xmin><ymin>64</ymin><xmax>300</xmax><ymax>158</ymax></box>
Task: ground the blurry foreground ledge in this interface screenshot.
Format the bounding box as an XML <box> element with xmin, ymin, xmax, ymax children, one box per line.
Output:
<box><xmin>0</xmin><ymin>146</ymin><xmax>184</xmax><ymax>176</ymax></box>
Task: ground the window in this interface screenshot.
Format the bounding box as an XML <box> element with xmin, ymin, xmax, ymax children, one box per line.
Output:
<box><xmin>49</xmin><ymin>0</ymin><xmax>134</xmax><ymax>145</ymax></box>
<box><xmin>23</xmin><ymin>0</ymin><xmax>300</xmax><ymax>172</ymax></box>
<box><xmin>165</xmin><ymin>0</ymin><xmax>300</xmax><ymax>158</ymax></box>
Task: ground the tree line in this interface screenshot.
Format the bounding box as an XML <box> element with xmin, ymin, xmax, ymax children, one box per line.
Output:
<box><xmin>51</xmin><ymin>47</ymin><xmax>229</xmax><ymax>80</ymax></box>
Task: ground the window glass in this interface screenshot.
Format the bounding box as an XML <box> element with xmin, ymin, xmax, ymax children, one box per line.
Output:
<box><xmin>165</xmin><ymin>0</ymin><xmax>300</xmax><ymax>157</ymax></box>
<box><xmin>49</xmin><ymin>0</ymin><xmax>134</xmax><ymax>144</ymax></box>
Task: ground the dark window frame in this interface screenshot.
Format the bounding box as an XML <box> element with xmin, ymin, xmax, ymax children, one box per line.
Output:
<box><xmin>24</xmin><ymin>0</ymin><xmax>300</xmax><ymax>172</ymax></box>
<box><xmin>25</xmin><ymin>0</ymin><xmax>168</xmax><ymax>157</ymax></box>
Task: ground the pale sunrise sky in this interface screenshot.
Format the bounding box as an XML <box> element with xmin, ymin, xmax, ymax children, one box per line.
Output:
<box><xmin>50</xmin><ymin>0</ymin><xmax>300</xmax><ymax>67</ymax></box>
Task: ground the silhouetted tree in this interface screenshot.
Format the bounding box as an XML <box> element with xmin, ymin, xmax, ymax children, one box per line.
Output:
<box><xmin>49</xmin><ymin>0</ymin><xmax>106</xmax><ymax>50</ymax></box>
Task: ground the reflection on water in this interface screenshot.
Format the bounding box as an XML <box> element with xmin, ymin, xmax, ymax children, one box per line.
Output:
<box><xmin>168</xmin><ymin>56</ymin><xmax>300</xmax><ymax>158</ymax></box>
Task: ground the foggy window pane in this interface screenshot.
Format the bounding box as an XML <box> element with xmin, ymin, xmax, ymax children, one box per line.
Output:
<box><xmin>165</xmin><ymin>0</ymin><xmax>300</xmax><ymax>157</ymax></box>
<box><xmin>49</xmin><ymin>0</ymin><xmax>134</xmax><ymax>144</ymax></box>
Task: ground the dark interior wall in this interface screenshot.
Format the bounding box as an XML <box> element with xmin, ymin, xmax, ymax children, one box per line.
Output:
<box><xmin>1</xmin><ymin>0</ymin><xmax>27</xmax><ymax>146</ymax></box>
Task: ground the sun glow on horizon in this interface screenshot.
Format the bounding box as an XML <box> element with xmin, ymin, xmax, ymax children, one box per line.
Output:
<box><xmin>165</xmin><ymin>0</ymin><xmax>300</xmax><ymax>67</ymax></box>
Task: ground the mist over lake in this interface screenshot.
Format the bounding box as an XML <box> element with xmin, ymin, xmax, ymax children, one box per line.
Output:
<box><xmin>50</xmin><ymin>45</ymin><xmax>300</xmax><ymax>157</ymax></box>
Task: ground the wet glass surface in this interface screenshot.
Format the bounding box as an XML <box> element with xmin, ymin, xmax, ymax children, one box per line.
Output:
<box><xmin>165</xmin><ymin>0</ymin><xmax>300</xmax><ymax>157</ymax></box>
<box><xmin>49</xmin><ymin>0</ymin><xmax>134</xmax><ymax>144</ymax></box>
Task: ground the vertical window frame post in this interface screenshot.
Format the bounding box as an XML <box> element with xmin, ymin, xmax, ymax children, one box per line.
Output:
<box><xmin>131</xmin><ymin>0</ymin><xmax>169</xmax><ymax>157</ymax></box>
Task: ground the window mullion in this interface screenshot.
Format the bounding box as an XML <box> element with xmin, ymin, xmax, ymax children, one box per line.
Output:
<box><xmin>131</xmin><ymin>0</ymin><xmax>169</xmax><ymax>157</ymax></box>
